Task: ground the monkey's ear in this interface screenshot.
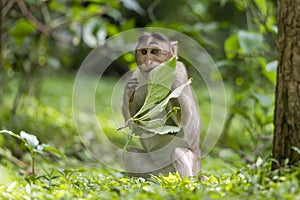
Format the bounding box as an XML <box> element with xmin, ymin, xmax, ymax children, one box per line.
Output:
<box><xmin>171</xmin><ymin>41</ymin><xmax>178</xmax><ymax>58</ymax></box>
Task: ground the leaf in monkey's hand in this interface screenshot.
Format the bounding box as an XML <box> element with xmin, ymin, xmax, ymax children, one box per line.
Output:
<box><xmin>133</xmin><ymin>57</ymin><xmax>177</xmax><ymax>118</ymax></box>
<box><xmin>137</xmin><ymin>78</ymin><xmax>192</xmax><ymax>121</ymax></box>
<box><xmin>133</xmin><ymin>79</ymin><xmax>191</xmax><ymax>135</ymax></box>
<box><xmin>138</xmin><ymin>107</ymin><xmax>181</xmax><ymax>135</ymax></box>
<box><xmin>139</xmin><ymin>107</ymin><xmax>180</xmax><ymax>127</ymax></box>
<box><xmin>120</xmin><ymin>58</ymin><xmax>190</xmax><ymax>147</ymax></box>
<box><xmin>138</xmin><ymin>125</ymin><xmax>181</xmax><ymax>135</ymax></box>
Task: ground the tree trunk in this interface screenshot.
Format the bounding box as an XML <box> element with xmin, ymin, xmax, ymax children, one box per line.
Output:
<box><xmin>0</xmin><ymin>0</ymin><xmax>3</xmax><ymax>104</ymax></box>
<box><xmin>272</xmin><ymin>0</ymin><xmax>300</xmax><ymax>169</ymax></box>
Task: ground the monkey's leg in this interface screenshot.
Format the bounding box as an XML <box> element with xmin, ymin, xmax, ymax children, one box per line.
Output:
<box><xmin>171</xmin><ymin>147</ymin><xmax>196</xmax><ymax>177</ymax></box>
<box><xmin>123</xmin><ymin>146</ymin><xmax>157</xmax><ymax>178</ymax></box>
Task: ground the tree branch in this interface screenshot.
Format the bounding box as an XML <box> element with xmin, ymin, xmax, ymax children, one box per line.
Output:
<box><xmin>16</xmin><ymin>0</ymin><xmax>50</xmax><ymax>35</ymax></box>
<box><xmin>50</xmin><ymin>6</ymin><xmax>110</xmax><ymax>31</ymax></box>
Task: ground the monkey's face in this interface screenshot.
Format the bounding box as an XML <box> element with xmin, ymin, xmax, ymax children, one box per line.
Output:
<box><xmin>136</xmin><ymin>42</ymin><xmax>172</xmax><ymax>73</ymax></box>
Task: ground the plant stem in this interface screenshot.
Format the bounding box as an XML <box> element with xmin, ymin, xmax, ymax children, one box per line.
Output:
<box><xmin>123</xmin><ymin>130</ymin><xmax>134</xmax><ymax>150</ymax></box>
<box><xmin>31</xmin><ymin>152</ymin><xmax>35</xmax><ymax>174</ymax></box>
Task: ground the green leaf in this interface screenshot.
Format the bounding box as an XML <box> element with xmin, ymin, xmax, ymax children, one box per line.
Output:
<box><xmin>83</xmin><ymin>19</ymin><xmax>107</xmax><ymax>48</ymax></box>
<box><xmin>220</xmin><ymin>0</ymin><xmax>230</xmax><ymax>7</ymax></box>
<box><xmin>9</xmin><ymin>19</ymin><xmax>35</xmax><ymax>44</ymax></box>
<box><xmin>134</xmin><ymin>57</ymin><xmax>177</xmax><ymax>118</ymax></box>
<box><xmin>121</xmin><ymin>0</ymin><xmax>145</xmax><ymax>15</ymax></box>
<box><xmin>139</xmin><ymin>107</ymin><xmax>180</xmax><ymax>128</ymax></box>
<box><xmin>47</xmin><ymin>56</ymin><xmax>61</xmax><ymax>69</ymax></box>
<box><xmin>38</xmin><ymin>144</ymin><xmax>67</xmax><ymax>159</ymax></box>
<box><xmin>254</xmin><ymin>0</ymin><xmax>267</xmax><ymax>15</ymax></box>
<box><xmin>263</xmin><ymin>60</ymin><xmax>277</xmax><ymax>84</ymax></box>
<box><xmin>291</xmin><ymin>146</ymin><xmax>300</xmax><ymax>155</ymax></box>
<box><xmin>86</xmin><ymin>4</ymin><xmax>102</xmax><ymax>14</ymax></box>
<box><xmin>131</xmin><ymin>79</ymin><xmax>191</xmax><ymax>135</ymax></box>
<box><xmin>0</xmin><ymin>130</ymin><xmax>22</xmax><ymax>141</ymax></box>
<box><xmin>252</xmin><ymin>93</ymin><xmax>272</xmax><ymax>107</ymax></box>
<box><xmin>224</xmin><ymin>34</ymin><xmax>241</xmax><ymax>59</ymax></box>
<box><xmin>237</xmin><ymin>30</ymin><xmax>263</xmax><ymax>53</ymax></box>
<box><xmin>141</xmin><ymin>78</ymin><xmax>192</xmax><ymax>121</ymax></box>
<box><xmin>125</xmin><ymin>58</ymin><xmax>189</xmax><ymax>140</ymax></box>
<box><xmin>140</xmin><ymin>118</ymin><xmax>167</xmax><ymax>128</ymax></box>
<box><xmin>138</xmin><ymin>125</ymin><xmax>181</xmax><ymax>135</ymax></box>
<box><xmin>20</xmin><ymin>131</ymin><xmax>39</xmax><ymax>148</ymax></box>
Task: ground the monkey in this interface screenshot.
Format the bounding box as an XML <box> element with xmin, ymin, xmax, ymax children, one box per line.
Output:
<box><xmin>122</xmin><ymin>32</ymin><xmax>200</xmax><ymax>178</ymax></box>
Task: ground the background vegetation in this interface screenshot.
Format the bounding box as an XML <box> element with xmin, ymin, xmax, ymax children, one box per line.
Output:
<box><xmin>1</xmin><ymin>0</ymin><xmax>297</xmax><ymax>199</ymax></box>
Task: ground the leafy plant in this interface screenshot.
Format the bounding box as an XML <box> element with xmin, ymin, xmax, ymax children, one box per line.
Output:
<box><xmin>218</xmin><ymin>0</ymin><xmax>277</xmax><ymax>158</ymax></box>
<box><xmin>119</xmin><ymin>57</ymin><xmax>192</xmax><ymax>149</ymax></box>
<box><xmin>2</xmin><ymin>157</ymin><xmax>300</xmax><ymax>199</ymax></box>
<box><xmin>136</xmin><ymin>79</ymin><xmax>191</xmax><ymax>133</ymax></box>
<box><xmin>133</xmin><ymin>57</ymin><xmax>177</xmax><ymax>118</ymax></box>
<box><xmin>0</xmin><ymin>130</ymin><xmax>65</xmax><ymax>174</ymax></box>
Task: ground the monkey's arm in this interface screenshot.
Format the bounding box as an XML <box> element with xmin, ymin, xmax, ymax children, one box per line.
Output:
<box><xmin>122</xmin><ymin>77</ymin><xmax>138</xmax><ymax>122</ymax></box>
<box><xmin>171</xmin><ymin>62</ymin><xmax>201</xmax><ymax>176</ymax></box>
<box><xmin>172</xmin><ymin>62</ymin><xmax>200</xmax><ymax>149</ymax></box>
<box><xmin>122</xmin><ymin>69</ymin><xmax>148</xmax><ymax>123</ymax></box>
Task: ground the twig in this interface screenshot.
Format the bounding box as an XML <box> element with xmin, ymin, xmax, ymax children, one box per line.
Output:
<box><xmin>148</xmin><ymin>0</ymin><xmax>160</xmax><ymax>22</ymax></box>
<box><xmin>50</xmin><ymin>5</ymin><xmax>110</xmax><ymax>31</ymax></box>
<box><xmin>3</xmin><ymin>0</ymin><xmax>15</xmax><ymax>16</ymax></box>
<box><xmin>16</xmin><ymin>0</ymin><xmax>50</xmax><ymax>35</ymax></box>
<box><xmin>16</xmin><ymin>0</ymin><xmax>111</xmax><ymax>40</ymax></box>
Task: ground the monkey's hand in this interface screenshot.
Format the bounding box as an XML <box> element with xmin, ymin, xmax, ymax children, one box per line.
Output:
<box><xmin>126</xmin><ymin>78</ymin><xmax>139</xmax><ymax>102</ymax></box>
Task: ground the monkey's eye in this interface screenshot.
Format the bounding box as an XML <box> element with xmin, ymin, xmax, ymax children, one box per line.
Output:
<box><xmin>151</xmin><ymin>49</ymin><xmax>159</xmax><ymax>55</ymax></box>
<box><xmin>141</xmin><ymin>49</ymin><xmax>147</xmax><ymax>55</ymax></box>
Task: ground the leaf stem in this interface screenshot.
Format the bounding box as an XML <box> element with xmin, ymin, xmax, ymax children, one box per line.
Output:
<box><xmin>117</xmin><ymin>118</ymin><xmax>132</xmax><ymax>131</ymax></box>
<box><xmin>123</xmin><ymin>129</ymin><xmax>135</xmax><ymax>150</ymax></box>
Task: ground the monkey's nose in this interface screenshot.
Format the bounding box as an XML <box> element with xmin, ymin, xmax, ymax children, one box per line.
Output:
<box><xmin>145</xmin><ymin>59</ymin><xmax>152</xmax><ymax>66</ymax></box>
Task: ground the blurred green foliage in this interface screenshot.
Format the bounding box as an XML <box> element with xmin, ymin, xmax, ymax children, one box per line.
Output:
<box><xmin>1</xmin><ymin>0</ymin><xmax>277</xmax><ymax>160</ymax></box>
<box><xmin>0</xmin><ymin>0</ymin><xmax>282</xmax><ymax>198</ymax></box>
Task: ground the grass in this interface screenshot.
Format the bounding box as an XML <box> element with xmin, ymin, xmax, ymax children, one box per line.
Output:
<box><xmin>1</xmin><ymin>157</ymin><xmax>300</xmax><ymax>199</ymax></box>
<box><xmin>0</xmin><ymin>71</ymin><xmax>299</xmax><ymax>199</ymax></box>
